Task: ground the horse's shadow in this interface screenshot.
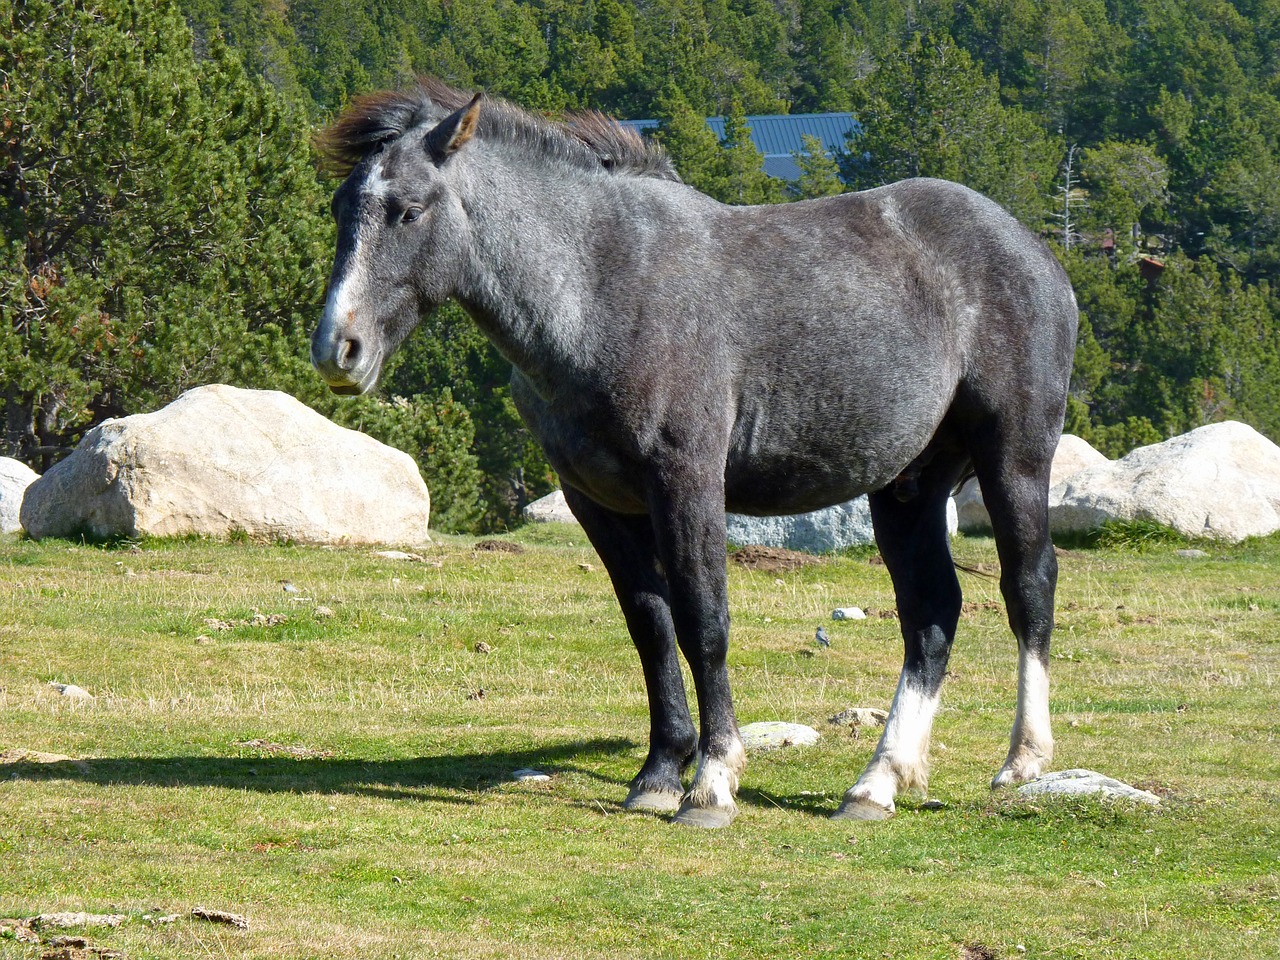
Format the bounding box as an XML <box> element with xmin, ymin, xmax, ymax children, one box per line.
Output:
<box><xmin>4</xmin><ymin>737</ymin><xmax>638</xmax><ymax>807</ymax></box>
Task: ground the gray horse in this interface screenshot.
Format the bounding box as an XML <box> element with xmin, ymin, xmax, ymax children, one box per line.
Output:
<box><xmin>311</xmin><ymin>80</ymin><xmax>1078</xmax><ymax>828</ymax></box>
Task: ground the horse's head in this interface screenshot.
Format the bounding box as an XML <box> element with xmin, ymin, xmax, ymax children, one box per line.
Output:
<box><xmin>311</xmin><ymin>95</ymin><xmax>481</xmax><ymax>395</ymax></box>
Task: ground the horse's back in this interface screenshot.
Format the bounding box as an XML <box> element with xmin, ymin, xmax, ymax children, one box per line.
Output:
<box><xmin>717</xmin><ymin>178</ymin><xmax>1077</xmax><ymax>514</ymax></box>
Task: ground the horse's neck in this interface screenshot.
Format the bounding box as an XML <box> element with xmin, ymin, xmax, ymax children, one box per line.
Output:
<box><xmin>453</xmin><ymin>160</ymin><xmax>615</xmax><ymax>390</ymax></box>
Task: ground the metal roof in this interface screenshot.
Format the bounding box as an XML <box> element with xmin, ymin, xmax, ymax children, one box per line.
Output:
<box><xmin>617</xmin><ymin>112</ymin><xmax>859</xmax><ymax>181</ymax></box>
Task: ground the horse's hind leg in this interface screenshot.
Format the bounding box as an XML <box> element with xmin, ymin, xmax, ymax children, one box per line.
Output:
<box><xmin>971</xmin><ymin>443</ymin><xmax>1058</xmax><ymax>787</ymax></box>
<box><xmin>834</xmin><ymin>475</ymin><xmax>962</xmax><ymax>821</ymax></box>
<box><xmin>561</xmin><ymin>485</ymin><xmax>697</xmax><ymax>813</ymax></box>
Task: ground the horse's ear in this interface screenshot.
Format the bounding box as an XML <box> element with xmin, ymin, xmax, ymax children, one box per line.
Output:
<box><xmin>425</xmin><ymin>94</ymin><xmax>482</xmax><ymax>164</ymax></box>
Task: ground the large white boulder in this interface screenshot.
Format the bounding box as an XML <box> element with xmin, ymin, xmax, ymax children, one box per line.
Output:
<box><xmin>20</xmin><ymin>384</ymin><xmax>431</xmax><ymax>545</ymax></box>
<box><xmin>0</xmin><ymin>457</ymin><xmax>39</xmax><ymax>533</ymax></box>
<box><xmin>956</xmin><ymin>434</ymin><xmax>1109</xmax><ymax>533</ymax></box>
<box><xmin>1048</xmin><ymin>421</ymin><xmax>1280</xmax><ymax>542</ymax></box>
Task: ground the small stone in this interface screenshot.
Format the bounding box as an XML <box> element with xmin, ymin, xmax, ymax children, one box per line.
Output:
<box><xmin>827</xmin><ymin>707</ymin><xmax>888</xmax><ymax>727</ymax></box>
<box><xmin>919</xmin><ymin>799</ymin><xmax>947</xmax><ymax>810</ymax></box>
<box><xmin>832</xmin><ymin>607</ymin><xmax>866</xmax><ymax>620</ymax></box>
<box><xmin>191</xmin><ymin>907</ymin><xmax>248</xmax><ymax>930</ymax></box>
<box><xmin>375</xmin><ymin>550</ymin><xmax>421</xmax><ymax>561</ymax></box>
<box><xmin>49</xmin><ymin>682</ymin><xmax>93</xmax><ymax>700</ymax></box>
<box><xmin>31</xmin><ymin>913</ymin><xmax>125</xmax><ymax>929</ymax></box>
<box><xmin>512</xmin><ymin>768</ymin><xmax>551</xmax><ymax>782</ymax></box>
<box><xmin>474</xmin><ymin>641</ymin><xmax>492</xmax><ymax>654</ymax></box>
<box><xmin>1175</xmin><ymin>549</ymin><xmax>1208</xmax><ymax>558</ymax></box>
<box><xmin>1016</xmin><ymin>768</ymin><xmax>1161</xmax><ymax>805</ymax></box>
<box><xmin>739</xmin><ymin>721</ymin><xmax>820</xmax><ymax>752</ymax></box>
<box><xmin>314</xmin><ymin>606</ymin><xmax>335</xmax><ymax>619</ymax></box>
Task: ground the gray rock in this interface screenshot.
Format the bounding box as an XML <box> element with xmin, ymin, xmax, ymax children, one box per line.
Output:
<box><xmin>1015</xmin><ymin>768</ymin><xmax>1161</xmax><ymax>805</ymax></box>
<box><xmin>831</xmin><ymin>607</ymin><xmax>866</xmax><ymax>620</ymax></box>
<box><xmin>49</xmin><ymin>682</ymin><xmax>93</xmax><ymax>700</ymax></box>
<box><xmin>727</xmin><ymin>496</ymin><xmax>958</xmax><ymax>553</ymax></box>
<box><xmin>31</xmin><ymin>912</ymin><xmax>126</xmax><ymax>929</ymax></box>
<box><xmin>957</xmin><ymin>434</ymin><xmax>1109</xmax><ymax>533</ymax></box>
<box><xmin>1048</xmin><ymin>421</ymin><xmax>1280</xmax><ymax>542</ymax></box>
<box><xmin>827</xmin><ymin>707</ymin><xmax>888</xmax><ymax>727</ymax></box>
<box><xmin>1175</xmin><ymin>549</ymin><xmax>1209</xmax><ymax>558</ymax></box>
<box><xmin>512</xmin><ymin>768</ymin><xmax>551</xmax><ymax>782</ymax></box>
<box><xmin>20</xmin><ymin>384</ymin><xmax>432</xmax><ymax>545</ymax></box>
<box><xmin>0</xmin><ymin>457</ymin><xmax>38</xmax><ymax>534</ymax></box>
<box><xmin>374</xmin><ymin>550</ymin><xmax>422</xmax><ymax>561</ymax></box>
<box><xmin>522</xmin><ymin>489</ymin><xmax>959</xmax><ymax>555</ymax></box>
<box><xmin>739</xmin><ymin>721</ymin><xmax>820</xmax><ymax>752</ymax></box>
<box><xmin>522</xmin><ymin>489</ymin><xmax>578</xmax><ymax>524</ymax></box>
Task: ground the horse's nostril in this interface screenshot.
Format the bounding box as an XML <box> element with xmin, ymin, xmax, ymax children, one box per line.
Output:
<box><xmin>336</xmin><ymin>337</ymin><xmax>362</xmax><ymax>371</ymax></box>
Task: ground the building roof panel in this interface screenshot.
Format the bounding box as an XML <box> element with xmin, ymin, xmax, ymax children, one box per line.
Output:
<box><xmin>616</xmin><ymin>113</ymin><xmax>858</xmax><ymax>181</ymax></box>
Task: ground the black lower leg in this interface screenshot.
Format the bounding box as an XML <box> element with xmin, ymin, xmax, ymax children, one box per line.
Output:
<box><xmin>560</xmin><ymin>486</ymin><xmax>695</xmax><ymax>806</ymax></box>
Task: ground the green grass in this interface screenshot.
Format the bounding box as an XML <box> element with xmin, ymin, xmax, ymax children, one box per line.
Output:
<box><xmin>1</xmin><ymin>529</ymin><xmax>1277</xmax><ymax>959</ymax></box>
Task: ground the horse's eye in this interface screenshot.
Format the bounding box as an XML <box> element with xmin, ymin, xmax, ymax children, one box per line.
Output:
<box><xmin>401</xmin><ymin>206</ymin><xmax>424</xmax><ymax>224</ymax></box>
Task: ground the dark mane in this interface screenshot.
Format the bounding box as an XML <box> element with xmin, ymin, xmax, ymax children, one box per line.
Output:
<box><xmin>314</xmin><ymin>78</ymin><xmax>680</xmax><ymax>182</ymax></box>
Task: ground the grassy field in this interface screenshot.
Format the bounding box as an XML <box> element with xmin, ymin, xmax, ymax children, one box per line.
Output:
<box><xmin>0</xmin><ymin>525</ymin><xmax>1276</xmax><ymax>959</ymax></box>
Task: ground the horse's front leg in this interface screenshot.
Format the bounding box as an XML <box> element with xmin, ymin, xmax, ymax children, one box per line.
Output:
<box><xmin>560</xmin><ymin>485</ymin><xmax>697</xmax><ymax>813</ymax></box>
<box><xmin>648</xmin><ymin>474</ymin><xmax>744</xmax><ymax>829</ymax></box>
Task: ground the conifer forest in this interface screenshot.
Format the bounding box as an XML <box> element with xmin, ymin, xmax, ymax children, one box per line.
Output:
<box><xmin>4</xmin><ymin>0</ymin><xmax>1280</xmax><ymax>531</ymax></box>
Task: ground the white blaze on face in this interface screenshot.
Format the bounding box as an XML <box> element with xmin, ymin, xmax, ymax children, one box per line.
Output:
<box><xmin>323</xmin><ymin>162</ymin><xmax>390</xmax><ymax>334</ymax></box>
<box><xmin>362</xmin><ymin>160</ymin><xmax>394</xmax><ymax>200</ymax></box>
<box><xmin>323</xmin><ymin>235</ymin><xmax>365</xmax><ymax>332</ymax></box>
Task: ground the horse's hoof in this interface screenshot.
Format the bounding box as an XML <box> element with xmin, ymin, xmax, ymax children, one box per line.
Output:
<box><xmin>623</xmin><ymin>787</ymin><xmax>683</xmax><ymax>814</ymax></box>
<box><xmin>991</xmin><ymin>769</ymin><xmax>1016</xmax><ymax>789</ymax></box>
<box><xmin>991</xmin><ymin>760</ymin><xmax>1046</xmax><ymax>789</ymax></box>
<box><xmin>671</xmin><ymin>802</ymin><xmax>736</xmax><ymax>829</ymax></box>
<box><xmin>831</xmin><ymin>796</ymin><xmax>895</xmax><ymax>821</ymax></box>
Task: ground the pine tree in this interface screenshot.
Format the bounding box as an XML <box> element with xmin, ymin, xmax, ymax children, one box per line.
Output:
<box><xmin>842</xmin><ymin>32</ymin><xmax>1062</xmax><ymax>226</ymax></box>
<box><xmin>791</xmin><ymin>134</ymin><xmax>845</xmax><ymax>200</ymax></box>
<box><xmin>653</xmin><ymin>85</ymin><xmax>731</xmax><ymax>197</ymax></box>
<box><xmin>0</xmin><ymin>0</ymin><xmax>331</xmax><ymax>466</ymax></box>
<box><xmin>716</xmin><ymin>96</ymin><xmax>782</xmax><ymax>205</ymax></box>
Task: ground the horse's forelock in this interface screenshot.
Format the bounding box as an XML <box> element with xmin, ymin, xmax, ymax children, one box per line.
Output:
<box><xmin>313</xmin><ymin>90</ymin><xmax>435</xmax><ymax>177</ymax></box>
<box><xmin>314</xmin><ymin>78</ymin><xmax>678</xmax><ymax>182</ymax></box>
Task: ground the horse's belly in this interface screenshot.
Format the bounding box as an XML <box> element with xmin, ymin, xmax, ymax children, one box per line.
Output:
<box><xmin>723</xmin><ymin>405</ymin><xmax>939</xmax><ymax>515</ymax></box>
<box><xmin>724</xmin><ymin>456</ymin><xmax>896</xmax><ymax>515</ymax></box>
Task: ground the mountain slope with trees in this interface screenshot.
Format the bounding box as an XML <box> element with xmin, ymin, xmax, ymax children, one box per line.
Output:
<box><xmin>5</xmin><ymin>0</ymin><xmax>1279</xmax><ymax>530</ymax></box>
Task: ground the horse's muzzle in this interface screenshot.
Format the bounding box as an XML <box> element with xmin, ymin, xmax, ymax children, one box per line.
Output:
<box><xmin>311</xmin><ymin>328</ymin><xmax>382</xmax><ymax>396</ymax></box>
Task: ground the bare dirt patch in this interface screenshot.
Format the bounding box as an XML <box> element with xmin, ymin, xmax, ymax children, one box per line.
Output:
<box><xmin>729</xmin><ymin>545</ymin><xmax>823</xmax><ymax>573</ymax></box>
<box><xmin>0</xmin><ymin>748</ymin><xmax>87</xmax><ymax>768</ymax></box>
<box><xmin>474</xmin><ymin>539</ymin><xmax>525</xmax><ymax>553</ymax></box>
